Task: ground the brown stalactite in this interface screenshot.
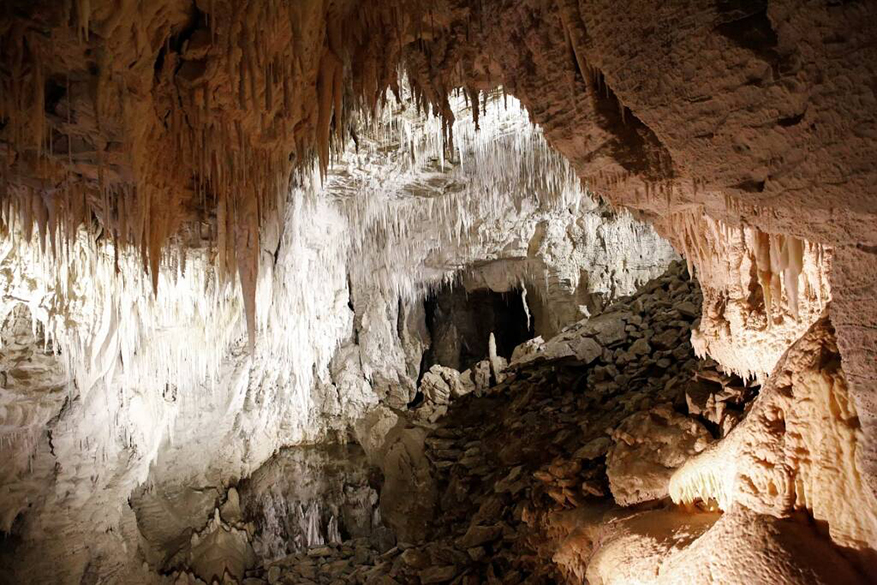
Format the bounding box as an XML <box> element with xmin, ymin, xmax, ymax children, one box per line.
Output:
<box><xmin>0</xmin><ymin>1</ymin><xmax>875</xmax><ymax>489</ymax></box>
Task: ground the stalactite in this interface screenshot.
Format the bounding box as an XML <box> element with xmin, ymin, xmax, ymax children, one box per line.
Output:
<box><xmin>783</xmin><ymin>236</ymin><xmax>804</xmax><ymax>320</ymax></box>
<box><xmin>77</xmin><ymin>0</ymin><xmax>91</xmax><ymax>42</ymax></box>
<box><xmin>316</xmin><ymin>50</ymin><xmax>341</xmax><ymax>178</ymax></box>
<box><xmin>754</xmin><ymin>230</ymin><xmax>774</xmax><ymax>321</ymax></box>
<box><xmin>468</xmin><ymin>87</ymin><xmax>479</xmax><ymax>130</ymax></box>
<box><xmin>0</xmin><ymin>0</ymin><xmax>627</xmax><ymax>388</ymax></box>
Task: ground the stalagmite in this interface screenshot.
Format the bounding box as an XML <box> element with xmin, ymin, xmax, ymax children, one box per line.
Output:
<box><xmin>488</xmin><ymin>331</ymin><xmax>505</xmax><ymax>384</ymax></box>
<box><xmin>0</xmin><ymin>2</ymin><xmax>874</xmax><ymax>584</ymax></box>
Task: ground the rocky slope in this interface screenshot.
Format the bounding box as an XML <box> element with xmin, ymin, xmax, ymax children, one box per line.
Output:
<box><xmin>153</xmin><ymin>259</ymin><xmax>873</xmax><ymax>585</ymax></box>
<box><xmin>1</xmin><ymin>1</ymin><xmax>875</xmax><ymax>583</ymax></box>
<box><xmin>158</xmin><ymin>260</ymin><xmax>714</xmax><ymax>583</ymax></box>
<box><xmin>217</xmin><ymin>261</ymin><xmax>868</xmax><ymax>585</ymax></box>
<box><xmin>0</xmin><ymin>92</ymin><xmax>676</xmax><ymax>583</ymax></box>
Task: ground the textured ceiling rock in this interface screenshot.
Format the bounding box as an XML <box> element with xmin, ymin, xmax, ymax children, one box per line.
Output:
<box><xmin>395</xmin><ymin>0</ymin><xmax>877</xmax><ymax>489</ymax></box>
<box><xmin>4</xmin><ymin>0</ymin><xmax>872</xmax><ymax>282</ymax></box>
<box><xmin>5</xmin><ymin>0</ymin><xmax>871</xmax><ymax>423</ymax></box>
<box><xmin>1</xmin><ymin>0</ymin><xmax>408</xmax><ymax>317</ymax></box>
<box><xmin>1</xmin><ymin>1</ymin><xmax>876</xmax><ymax>582</ymax></box>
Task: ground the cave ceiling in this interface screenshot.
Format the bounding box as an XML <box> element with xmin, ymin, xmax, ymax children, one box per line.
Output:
<box><xmin>1</xmin><ymin>0</ymin><xmax>876</xmax><ymax>492</ymax></box>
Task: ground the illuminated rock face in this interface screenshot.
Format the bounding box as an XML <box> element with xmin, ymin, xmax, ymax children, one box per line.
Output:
<box><xmin>1</xmin><ymin>1</ymin><xmax>876</xmax><ymax>583</ymax></box>
<box><xmin>586</xmin><ymin>507</ymin><xmax>865</xmax><ymax>585</ymax></box>
<box><xmin>671</xmin><ymin>212</ymin><xmax>832</xmax><ymax>384</ymax></box>
<box><xmin>579</xmin><ymin>315</ymin><xmax>877</xmax><ymax>585</ymax></box>
<box><xmin>0</xmin><ymin>94</ymin><xmax>676</xmax><ymax>582</ymax></box>
<box><xmin>670</xmin><ymin>315</ymin><xmax>877</xmax><ymax>575</ymax></box>
<box><xmin>606</xmin><ymin>404</ymin><xmax>712</xmax><ymax>507</ymax></box>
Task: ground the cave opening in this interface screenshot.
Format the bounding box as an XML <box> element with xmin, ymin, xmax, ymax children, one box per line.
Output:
<box><xmin>0</xmin><ymin>1</ymin><xmax>873</xmax><ymax>582</ymax></box>
<box><xmin>421</xmin><ymin>283</ymin><xmax>534</xmax><ymax>376</ymax></box>
<box><xmin>235</xmin><ymin>442</ymin><xmax>387</xmax><ymax>559</ymax></box>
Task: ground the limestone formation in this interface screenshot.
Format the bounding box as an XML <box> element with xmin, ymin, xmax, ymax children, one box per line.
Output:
<box><xmin>606</xmin><ymin>404</ymin><xmax>713</xmax><ymax>506</ymax></box>
<box><xmin>1</xmin><ymin>2</ymin><xmax>875</xmax><ymax>583</ymax></box>
<box><xmin>670</xmin><ymin>314</ymin><xmax>877</xmax><ymax>578</ymax></box>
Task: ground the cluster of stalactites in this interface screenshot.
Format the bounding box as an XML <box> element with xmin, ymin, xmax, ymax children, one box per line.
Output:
<box><xmin>672</xmin><ymin>209</ymin><xmax>816</xmax><ymax>324</ymax></box>
<box><xmin>752</xmin><ymin>231</ymin><xmax>806</xmax><ymax>322</ymax></box>
<box><xmin>0</xmin><ymin>223</ymin><xmax>243</xmax><ymax>398</ymax></box>
<box><xmin>323</xmin><ymin>88</ymin><xmax>593</xmax><ymax>311</ymax></box>
<box><xmin>0</xmin><ymin>0</ymin><xmax>436</xmax><ymax>349</ymax></box>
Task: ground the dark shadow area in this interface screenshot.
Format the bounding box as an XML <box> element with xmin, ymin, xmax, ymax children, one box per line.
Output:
<box><xmin>421</xmin><ymin>284</ymin><xmax>534</xmax><ymax>374</ymax></box>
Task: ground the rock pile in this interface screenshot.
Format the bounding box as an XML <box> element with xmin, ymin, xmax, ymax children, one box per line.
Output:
<box><xmin>176</xmin><ymin>262</ymin><xmax>757</xmax><ymax>583</ymax></box>
<box><xmin>170</xmin><ymin>538</ymin><xmax>401</xmax><ymax>585</ymax></box>
<box><xmin>396</xmin><ymin>261</ymin><xmax>754</xmax><ymax>582</ymax></box>
<box><xmin>360</xmin><ymin>261</ymin><xmax>753</xmax><ymax>583</ymax></box>
<box><xmin>259</xmin><ymin>540</ymin><xmax>400</xmax><ymax>585</ymax></box>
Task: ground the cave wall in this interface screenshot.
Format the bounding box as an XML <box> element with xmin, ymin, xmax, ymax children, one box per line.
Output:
<box><xmin>0</xmin><ymin>0</ymin><xmax>875</xmax><ymax>582</ymax></box>
<box><xmin>402</xmin><ymin>0</ymin><xmax>877</xmax><ymax>485</ymax></box>
<box><xmin>1</xmin><ymin>0</ymin><xmax>873</xmax><ymax>398</ymax></box>
<box><xmin>0</xmin><ymin>90</ymin><xmax>675</xmax><ymax>582</ymax></box>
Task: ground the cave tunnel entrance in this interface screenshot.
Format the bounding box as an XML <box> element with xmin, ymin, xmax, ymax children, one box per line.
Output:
<box><xmin>421</xmin><ymin>283</ymin><xmax>534</xmax><ymax>375</ymax></box>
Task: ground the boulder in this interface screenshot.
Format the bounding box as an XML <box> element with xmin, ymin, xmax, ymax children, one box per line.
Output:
<box><xmin>583</xmin><ymin>312</ymin><xmax>629</xmax><ymax>346</ymax></box>
<box><xmin>652</xmin><ymin>328</ymin><xmax>682</xmax><ymax>350</ymax></box>
<box><xmin>629</xmin><ymin>338</ymin><xmax>651</xmax><ymax>356</ymax></box>
<box><xmin>419</xmin><ymin>565</ymin><xmax>458</xmax><ymax>584</ymax></box>
<box><xmin>607</xmin><ymin>404</ymin><xmax>712</xmax><ymax>506</ymax></box>
<box><xmin>573</xmin><ymin>437</ymin><xmax>612</xmax><ymax>461</ymax></box>
<box><xmin>473</xmin><ymin>360</ymin><xmax>491</xmax><ymax>392</ymax></box>
<box><xmin>420</xmin><ymin>371</ymin><xmax>451</xmax><ymax>405</ymax></box>
<box><xmin>509</xmin><ymin>337</ymin><xmax>545</xmax><ymax>366</ymax></box>
<box><xmin>455</xmin><ymin>524</ymin><xmax>502</xmax><ymax>549</ymax></box>
<box><xmin>572</xmin><ymin>336</ymin><xmax>603</xmax><ymax>364</ymax></box>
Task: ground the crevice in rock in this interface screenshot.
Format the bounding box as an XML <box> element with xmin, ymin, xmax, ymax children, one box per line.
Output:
<box><xmin>714</xmin><ymin>1</ymin><xmax>779</xmax><ymax>62</ymax></box>
<box><xmin>421</xmin><ymin>283</ymin><xmax>534</xmax><ymax>374</ymax></box>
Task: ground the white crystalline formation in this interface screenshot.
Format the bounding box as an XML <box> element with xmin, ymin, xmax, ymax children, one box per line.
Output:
<box><xmin>0</xmin><ymin>91</ymin><xmax>679</xmax><ymax>581</ymax></box>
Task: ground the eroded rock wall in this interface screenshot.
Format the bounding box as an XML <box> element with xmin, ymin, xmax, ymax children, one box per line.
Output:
<box><xmin>0</xmin><ymin>91</ymin><xmax>676</xmax><ymax>583</ymax></box>
<box><xmin>404</xmin><ymin>0</ymin><xmax>877</xmax><ymax>488</ymax></box>
<box><xmin>671</xmin><ymin>314</ymin><xmax>877</xmax><ymax>577</ymax></box>
<box><xmin>1</xmin><ymin>1</ymin><xmax>874</xmax><ymax>582</ymax></box>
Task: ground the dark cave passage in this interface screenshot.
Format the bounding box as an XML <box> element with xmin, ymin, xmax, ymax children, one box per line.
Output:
<box><xmin>422</xmin><ymin>284</ymin><xmax>534</xmax><ymax>375</ymax></box>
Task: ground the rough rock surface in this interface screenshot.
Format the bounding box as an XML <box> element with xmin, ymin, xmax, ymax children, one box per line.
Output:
<box><xmin>398</xmin><ymin>0</ymin><xmax>877</xmax><ymax>492</ymax></box>
<box><xmin>0</xmin><ymin>91</ymin><xmax>675</xmax><ymax>583</ymax></box>
<box><xmin>216</xmin><ymin>261</ymin><xmax>868</xmax><ymax>585</ymax></box>
<box><xmin>586</xmin><ymin>507</ymin><xmax>864</xmax><ymax>585</ymax></box>
<box><xmin>670</xmin><ymin>314</ymin><xmax>877</xmax><ymax>579</ymax></box>
<box><xmin>1</xmin><ymin>2</ymin><xmax>876</xmax><ymax>582</ymax></box>
<box><xmin>606</xmin><ymin>404</ymin><xmax>712</xmax><ymax>506</ymax></box>
<box><xmin>237</xmin><ymin>444</ymin><xmax>382</xmax><ymax>562</ymax></box>
<box><xmin>210</xmin><ymin>261</ymin><xmax>721</xmax><ymax>585</ymax></box>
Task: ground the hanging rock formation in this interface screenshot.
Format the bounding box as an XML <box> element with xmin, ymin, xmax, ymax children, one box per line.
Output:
<box><xmin>1</xmin><ymin>1</ymin><xmax>876</xmax><ymax>583</ymax></box>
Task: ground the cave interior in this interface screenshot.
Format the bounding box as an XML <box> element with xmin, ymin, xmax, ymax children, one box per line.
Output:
<box><xmin>0</xmin><ymin>1</ymin><xmax>876</xmax><ymax>584</ymax></box>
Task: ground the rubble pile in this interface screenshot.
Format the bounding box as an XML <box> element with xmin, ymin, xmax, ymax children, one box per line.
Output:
<box><xmin>177</xmin><ymin>262</ymin><xmax>757</xmax><ymax>584</ymax></box>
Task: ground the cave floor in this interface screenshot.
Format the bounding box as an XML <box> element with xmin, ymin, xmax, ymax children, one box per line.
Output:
<box><xmin>227</xmin><ymin>262</ymin><xmax>749</xmax><ymax>584</ymax></box>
